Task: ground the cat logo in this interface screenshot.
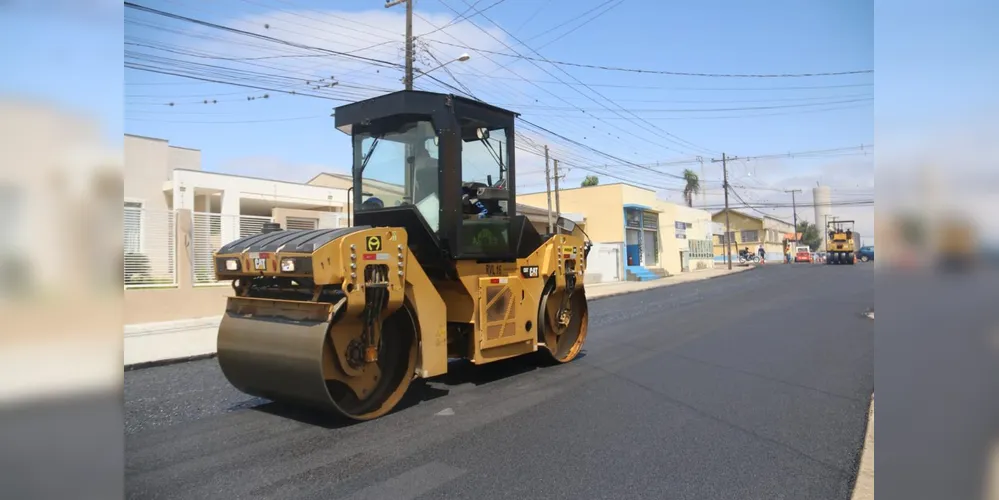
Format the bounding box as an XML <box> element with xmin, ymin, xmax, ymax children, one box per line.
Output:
<box><xmin>366</xmin><ymin>235</ymin><xmax>382</xmax><ymax>251</ymax></box>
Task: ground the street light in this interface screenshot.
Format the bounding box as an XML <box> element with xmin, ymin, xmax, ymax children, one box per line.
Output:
<box><xmin>411</xmin><ymin>53</ymin><xmax>471</xmax><ymax>81</ymax></box>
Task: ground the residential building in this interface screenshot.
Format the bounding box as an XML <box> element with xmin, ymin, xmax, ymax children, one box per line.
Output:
<box><xmin>712</xmin><ymin>208</ymin><xmax>795</xmax><ymax>262</ymax></box>
<box><xmin>518</xmin><ymin>183</ymin><xmax>715</xmax><ymax>282</ymax></box>
<box><xmin>123</xmin><ymin>134</ymin><xmax>349</xmax><ymax>325</ymax></box>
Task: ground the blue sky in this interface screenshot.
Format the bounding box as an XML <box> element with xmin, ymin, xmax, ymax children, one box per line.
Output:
<box><xmin>121</xmin><ymin>0</ymin><xmax>876</xmax><ymax>197</ymax></box>
<box><xmin>5</xmin><ymin>0</ymin><xmax>997</xmax><ymax>238</ymax></box>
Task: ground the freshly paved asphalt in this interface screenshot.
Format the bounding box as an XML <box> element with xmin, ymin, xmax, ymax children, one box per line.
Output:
<box><xmin>125</xmin><ymin>263</ymin><xmax>874</xmax><ymax>500</ymax></box>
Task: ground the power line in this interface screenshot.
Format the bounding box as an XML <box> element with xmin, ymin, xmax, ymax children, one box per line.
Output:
<box><xmin>440</xmin><ymin>73</ymin><xmax>875</xmax><ymax>91</ymax></box>
<box><xmin>485</xmin><ymin>97</ymin><xmax>873</xmax><ymax>114</ymax></box>
<box><xmin>532</xmin><ymin>0</ymin><xmax>624</xmax><ymax>50</ymax></box>
<box><xmin>412</xmin><ymin>0</ymin><xmax>509</xmax><ymax>38</ymax></box>
<box><xmin>701</xmin><ymin>200</ymin><xmax>875</xmax><ymax>210</ymax></box>
<box><xmin>730</xmin><ymin>187</ymin><xmax>793</xmax><ymax>226</ymax></box>
<box><xmin>124</xmin><ymin>2</ymin><xmax>404</xmax><ymax>69</ymax></box>
<box><xmin>425</xmin><ymin>39</ymin><xmax>874</xmax><ymax>78</ymax></box>
<box><xmin>434</xmin><ymin>0</ymin><xmax>716</xmax><ymax>155</ymax></box>
<box><xmin>409</xmin><ymin>10</ymin><xmax>698</xmax><ymax>162</ymax></box>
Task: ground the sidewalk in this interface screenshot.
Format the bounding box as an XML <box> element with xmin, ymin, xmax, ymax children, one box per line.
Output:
<box><xmin>586</xmin><ymin>264</ymin><xmax>753</xmax><ymax>300</ymax></box>
<box><xmin>123</xmin><ymin>264</ymin><xmax>755</xmax><ymax>369</ymax></box>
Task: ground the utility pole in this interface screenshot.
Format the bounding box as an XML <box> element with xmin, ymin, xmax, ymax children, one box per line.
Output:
<box><xmin>544</xmin><ymin>145</ymin><xmax>554</xmax><ymax>234</ymax></box>
<box><xmin>711</xmin><ymin>153</ymin><xmax>738</xmax><ymax>270</ymax></box>
<box><xmin>785</xmin><ymin>189</ymin><xmax>802</xmax><ymax>240</ymax></box>
<box><xmin>553</xmin><ymin>158</ymin><xmax>562</xmax><ymax>232</ymax></box>
<box><xmin>384</xmin><ymin>0</ymin><xmax>413</xmax><ymax>90</ymax></box>
<box><xmin>697</xmin><ymin>156</ymin><xmax>705</xmax><ymax>208</ymax></box>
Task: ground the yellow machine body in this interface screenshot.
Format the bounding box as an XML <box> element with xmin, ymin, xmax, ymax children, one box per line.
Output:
<box><xmin>211</xmin><ymin>90</ymin><xmax>591</xmax><ymax>421</ymax></box>
<box><xmin>213</xmin><ymin>226</ymin><xmax>588</xmax><ymax>420</ymax></box>
<box><xmin>825</xmin><ymin>219</ymin><xmax>857</xmax><ymax>265</ymax></box>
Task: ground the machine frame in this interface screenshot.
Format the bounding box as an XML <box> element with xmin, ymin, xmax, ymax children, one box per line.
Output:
<box><xmin>211</xmin><ymin>91</ymin><xmax>591</xmax><ymax>421</ymax></box>
<box><xmin>825</xmin><ymin>219</ymin><xmax>857</xmax><ymax>265</ymax></box>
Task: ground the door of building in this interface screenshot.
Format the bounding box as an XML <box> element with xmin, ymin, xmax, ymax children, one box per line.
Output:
<box><xmin>626</xmin><ymin>228</ymin><xmax>641</xmax><ymax>266</ymax></box>
<box><xmin>642</xmin><ymin>229</ymin><xmax>658</xmax><ymax>266</ymax></box>
<box><xmin>680</xmin><ymin>250</ymin><xmax>690</xmax><ymax>272</ymax></box>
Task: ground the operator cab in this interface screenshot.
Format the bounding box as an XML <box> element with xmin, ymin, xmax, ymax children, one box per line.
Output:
<box><xmin>334</xmin><ymin>91</ymin><xmax>542</xmax><ymax>278</ymax></box>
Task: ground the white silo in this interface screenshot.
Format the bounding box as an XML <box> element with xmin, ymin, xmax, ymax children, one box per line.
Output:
<box><xmin>813</xmin><ymin>185</ymin><xmax>832</xmax><ymax>249</ymax></box>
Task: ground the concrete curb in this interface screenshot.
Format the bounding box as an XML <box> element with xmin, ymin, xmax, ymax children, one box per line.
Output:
<box><xmin>125</xmin><ymin>352</ymin><xmax>218</xmax><ymax>371</ymax></box>
<box><xmin>587</xmin><ymin>265</ymin><xmax>756</xmax><ymax>302</ymax></box>
<box><xmin>850</xmin><ymin>393</ymin><xmax>874</xmax><ymax>500</ymax></box>
<box><xmin>124</xmin><ymin>316</ymin><xmax>222</xmax><ymax>338</ymax></box>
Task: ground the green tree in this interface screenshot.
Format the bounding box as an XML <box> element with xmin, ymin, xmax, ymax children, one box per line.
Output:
<box><xmin>682</xmin><ymin>169</ymin><xmax>700</xmax><ymax>207</ymax></box>
<box><xmin>796</xmin><ymin>221</ymin><xmax>823</xmax><ymax>251</ymax></box>
<box><xmin>581</xmin><ymin>175</ymin><xmax>599</xmax><ymax>187</ymax></box>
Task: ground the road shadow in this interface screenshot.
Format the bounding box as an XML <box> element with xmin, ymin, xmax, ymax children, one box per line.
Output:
<box><xmin>430</xmin><ymin>349</ymin><xmax>588</xmax><ymax>388</ymax></box>
<box><xmin>244</xmin><ymin>350</ymin><xmax>588</xmax><ymax>428</ymax></box>
<box><xmin>246</xmin><ymin>379</ymin><xmax>452</xmax><ymax>429</ymax></box>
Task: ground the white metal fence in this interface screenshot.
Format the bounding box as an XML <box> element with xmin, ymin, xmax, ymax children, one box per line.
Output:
<box><xmin>124</xmin><ymin>209</ymin><xmax>348</xmax><ymax>288</ymax></box>
<box><xmin>192</xmin><ymin>212</ymin><xmax>227</xmax><ymax>285</ymax></box>
<box><xmin>240</xmin><ymin>214</ymin><xmax>272</xmax><ymax>238</ymax></box>
<box><xmin>123</xmin><ymin>207</ymin><xmax>176</xmax><ymax>287</ymax></box>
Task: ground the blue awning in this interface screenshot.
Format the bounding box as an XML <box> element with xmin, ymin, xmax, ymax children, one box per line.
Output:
<box><xmin>623</xmin><ymin>203</ymin><xmax>662</xmax><ymax>213</ymax></box>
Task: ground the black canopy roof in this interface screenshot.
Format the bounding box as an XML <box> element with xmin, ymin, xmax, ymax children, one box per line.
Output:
<box><xmin>333</xmin><ymin>90</ymin><xmax>519</xmax><ymax>134</ymax></box>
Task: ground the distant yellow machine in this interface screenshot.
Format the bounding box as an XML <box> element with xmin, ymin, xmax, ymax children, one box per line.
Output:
<box><xmin>937</xmin><ymin>218</ymin><xmax>978</xmax><ymax>271</ymax></box>
<box><xmin>212</xmin><ymin>91</ymin><xmax>590</xmax><ymax>421</ymax></box>
<box><xmin>826</xmin><ymin>220</ymin><xmax>857</xmax><ymax>265</ymax></box>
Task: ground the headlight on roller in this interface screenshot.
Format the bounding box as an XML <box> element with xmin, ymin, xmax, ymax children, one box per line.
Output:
<box><xmin>281</xmin><ymin>258</ymin><xmax>296</xmax><ymax>272</ymax></box>
<box><xmin>225</xmin><ymin>259</ymin><xmax>239</xmax><ymax>271</ymax></box>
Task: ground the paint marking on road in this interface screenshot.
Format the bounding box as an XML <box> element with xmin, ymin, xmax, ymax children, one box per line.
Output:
<box><xmin>336</xmin><ymin>462</ymin><xmax>465</xmax><ymax>500</ymax></box>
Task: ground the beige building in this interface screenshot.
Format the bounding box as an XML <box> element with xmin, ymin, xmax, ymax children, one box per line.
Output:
<box><xmin>123</xmin><ymin>134</ymin><xmax>350</xmax><ymax>325</ymax></box>
<box><xmin>519</xmin><ymin>183</ymin><xmax>715</xmax><ymax>281</ymax></box>
<box><xmin>712</xmin><ymin>208</ymin><xmax>795</xmax><ymax>262</ymax></box>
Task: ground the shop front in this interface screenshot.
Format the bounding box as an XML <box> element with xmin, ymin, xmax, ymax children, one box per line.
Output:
<box><xmin>624</xmin><ymin>204</ymin><xmax>661</xmax><ymax>268</ymax></box>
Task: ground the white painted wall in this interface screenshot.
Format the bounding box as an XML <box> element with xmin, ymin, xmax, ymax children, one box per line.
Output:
<box><xmin>586</xmin><ymin>242</ymin><xmax>624</xmax><ymax>283</ymax></box>
<box><xmin>170</xmin><ymin>169</ymin><xmax>348</xmax><ymax>213</ymax></box>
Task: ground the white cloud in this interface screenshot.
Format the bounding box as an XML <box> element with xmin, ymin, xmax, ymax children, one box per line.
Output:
<box><xmin>187</xmin><ymin>7</ymin><xmax>539</xmax><ymax>100</ymax></box>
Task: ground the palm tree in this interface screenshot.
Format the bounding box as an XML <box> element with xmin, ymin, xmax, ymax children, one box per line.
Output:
<box><xmin>682</xmin><ymin>169</ymin><xmax>700</xmax><ymax>207</ymax></box>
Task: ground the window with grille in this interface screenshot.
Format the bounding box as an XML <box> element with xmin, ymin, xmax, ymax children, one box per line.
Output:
<box><xmin>123</xmin><ymin>206</ymin><xmax>176</xmax><ymax>287</ymax></box>
<box><xmin>740</xmin><ymin>230</ymin><xmax>759</xmax><ymax>243</ymax></box>
<box><xmin>124</xmin><ymin>201</ymin><xmax>143</xmax><ymax>254</ymax></box>
<box><xmin>688</xmin><ymin>239</ymin><xmax>713</xmax><ymax>259</ymax></box>
<box><xmin>642</xmin><ymin>212</ymin><xmax>658</xmax><ymax>230</ymax></box>
<box><xmin>286</xmin><ymin>216</ymin><xmax>318</xmax><ymax>231</ymax></box>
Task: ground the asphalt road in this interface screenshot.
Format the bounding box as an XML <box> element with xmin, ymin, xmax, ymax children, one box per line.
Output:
<box><xmin>125</xmin><ymin>263</ymin><xmax>874</xmax><ymax>500</ymax></box>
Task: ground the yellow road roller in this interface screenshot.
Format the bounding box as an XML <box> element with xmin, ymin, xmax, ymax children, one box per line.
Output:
<box><xmin>212</xmin><ymin>91</ymin><xmax>590</xmax><ymax>421</ymax></box>
<box><xmin>826</xmin><ymin>219</ymin><xmax>857</xmax><ymax>265</ymax></box>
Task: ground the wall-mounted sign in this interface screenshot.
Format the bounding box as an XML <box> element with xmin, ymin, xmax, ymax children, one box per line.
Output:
<box><xmin>675</xmin><ymin>221</ymin><xmax>687</xmax><ymax>239</ymax></box>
